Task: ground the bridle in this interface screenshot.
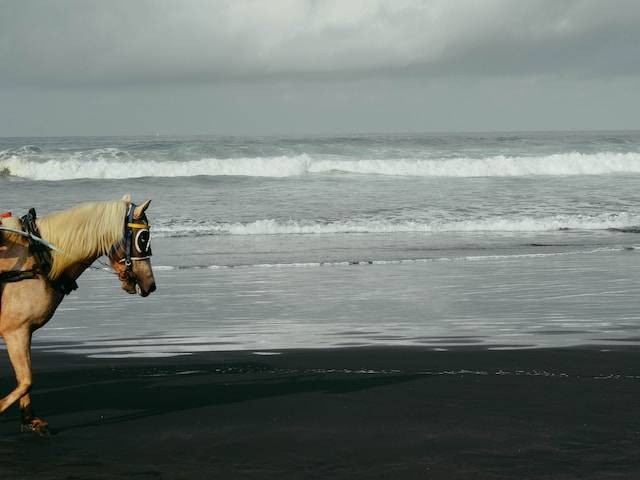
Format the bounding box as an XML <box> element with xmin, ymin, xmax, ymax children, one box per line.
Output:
<box><xmin>111</xmin><ymin>203</ymin><xmax>152</xmax><ymax>280</ymax></box>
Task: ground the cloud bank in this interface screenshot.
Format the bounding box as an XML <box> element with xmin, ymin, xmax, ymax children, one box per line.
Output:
<box><xmin>2</xmin><ymin>0</ymin><xmax>640</xmax><ymax>87</ymax></box>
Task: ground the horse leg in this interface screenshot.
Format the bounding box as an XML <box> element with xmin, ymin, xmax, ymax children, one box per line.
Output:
<box><xmin>0</xmin><ymin>328</ymin><xmax>48</xmax><ymax>435</ymax></box>
<box><xmin>0</xmin><ymin>329</ymin><xmax>31</xmax><ymax>414</ymax></box>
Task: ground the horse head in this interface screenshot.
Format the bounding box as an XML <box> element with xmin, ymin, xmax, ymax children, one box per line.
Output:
<box><xmin>108</xmin><ymin>196</ymin><xmax>157</xmax><ymax>297</ymax></box>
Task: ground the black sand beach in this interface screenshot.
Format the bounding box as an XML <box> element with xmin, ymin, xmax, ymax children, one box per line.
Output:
<box><xmin>1</xmin><ymin>347</ymin><xmax>640</xmax><ymax>479</ymax></box>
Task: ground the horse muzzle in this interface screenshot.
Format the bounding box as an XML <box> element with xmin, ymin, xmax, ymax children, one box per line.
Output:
<box><xmin>136</xmin><ymin>282</ymin><xmax>156</xmax><ymax>297</ymax></box>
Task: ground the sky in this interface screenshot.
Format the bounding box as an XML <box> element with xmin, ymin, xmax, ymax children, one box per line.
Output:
<box><xmin>1</xmin><ymin>0</ymin><xmax>640</xmax><ymax>136</ymax></box>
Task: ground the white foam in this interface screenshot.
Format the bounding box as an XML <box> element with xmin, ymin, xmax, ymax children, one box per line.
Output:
<box><xmin>0</xmin><ymin>153</ymin><xmax>312</xmax><ymax>180</ymax></box>
<box><xmin>309</xmin><ymin>152</ymin><xmax>640</xmax><ymax>177</ymax></box>
<box><xmin>4</xmin><ymin>150</ymin><xmax>640</xmax><ymax>180</ymax></box>
<box><xmin>154</xmin><ymin>212</ymin><xmax>640</xmax><ymax>237</ymax></box>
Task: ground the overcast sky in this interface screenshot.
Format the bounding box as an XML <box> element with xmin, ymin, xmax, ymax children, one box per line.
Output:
<box><xmin>1</xmin><ymin>0</ymin><xmax>640</xmax><ymax>136</ymax></box>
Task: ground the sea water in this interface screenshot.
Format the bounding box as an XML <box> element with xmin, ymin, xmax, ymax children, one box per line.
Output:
<box><xmin>2</xmin><ymin>131</ymin><xmax>640</xmax><ymax>357</ymax></box>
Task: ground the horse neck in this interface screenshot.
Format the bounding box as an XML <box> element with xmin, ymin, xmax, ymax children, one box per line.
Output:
<box><xmin>62</xmin><ymin>250</ymin><xmax>103</xmax><ymax>282</ymax></box>
<box><xmin>36</xmin><ymin>201</ymin><xmax>126</xmax><ymax>282</ymax></box>
<box><xmin>34</xmin><ymin>223</ymin><xmax>102</xmax><ymax>282</ymax></box>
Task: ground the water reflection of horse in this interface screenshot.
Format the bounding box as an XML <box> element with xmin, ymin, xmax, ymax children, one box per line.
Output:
<box><xmin>0</xmin><ymin>195</ymin><xmax>156</xmax><ymax>435</ymax></box>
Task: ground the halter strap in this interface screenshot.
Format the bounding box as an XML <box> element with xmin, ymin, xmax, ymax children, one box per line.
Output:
<box><xmin>118</xmin><ymin>203</ymin><xmax>152</xmax><ymax>267</ymax></box>
<box><xmin>123</xmin><ymin>203</ymin><xmax>135</xmax><ymax>266</ymax></box>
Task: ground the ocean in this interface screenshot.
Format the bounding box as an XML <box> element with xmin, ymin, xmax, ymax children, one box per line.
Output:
<box><xmin>2</xmin><ymin>131</ymin><xmax>640</xmax><ymax>357</ymax></box>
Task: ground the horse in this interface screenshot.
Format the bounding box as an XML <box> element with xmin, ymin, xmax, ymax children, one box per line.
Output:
<box><xmin>0</xmin><ymin>195</ymin><xmax>156</xmax><ymax>435</ymax></box>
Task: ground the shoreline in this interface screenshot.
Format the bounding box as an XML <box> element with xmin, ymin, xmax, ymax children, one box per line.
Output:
<box><xmin>2</xmin><ymin>346</ymin><xmax>640</xmax><ymax>479</ymax></box>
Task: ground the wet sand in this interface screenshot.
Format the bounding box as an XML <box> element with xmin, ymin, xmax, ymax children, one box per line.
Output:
<box><xmin>1</xmin><ymin>346</ymin><xmax>640</xmax><ymax>479</ymax></box>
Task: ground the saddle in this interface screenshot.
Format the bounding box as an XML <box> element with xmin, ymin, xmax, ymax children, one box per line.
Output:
<box><xmin>0</xmin><ymin>209</ymin><xmax>77</xmax><ymax>294</ymax></box>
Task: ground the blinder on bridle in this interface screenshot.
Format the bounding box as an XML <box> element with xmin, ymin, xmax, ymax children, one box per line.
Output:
<box><xmin>113</xmin><ymin>203</ymin><xmax>152</xmax><ymax>274</ymax></box>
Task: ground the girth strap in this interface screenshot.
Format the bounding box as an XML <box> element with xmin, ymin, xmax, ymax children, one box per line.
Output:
<box><xmin>0</xmin><ymin>269</ymin><xmax>38</xmax><ymax>283</ymax></box>
<box><xmin>21</xmin><ymin>208</ymin><xmax>52</xmax><ymax>277</ymax></box>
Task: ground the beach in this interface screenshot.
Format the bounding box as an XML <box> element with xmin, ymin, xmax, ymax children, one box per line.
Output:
<box><xmin>3</xmin><ymin>132</ymin><xmax>640</xmax><ymax>478</ymax></box>
<box><xmin>3</xmin><ymin>1</ymin><xmax>640</xmax><ymax>477</ymax></box>
<box><xmin>2</xmin><ymin>346</ymin><xmax>640</xmax><ymax>479</ymax></box>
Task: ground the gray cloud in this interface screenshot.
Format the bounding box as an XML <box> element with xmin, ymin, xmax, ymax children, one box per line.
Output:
<box><xmin>2</xmin><ymin>0</ymin><xmax>640</xmax><ymax>136</ymax></box>
<box><xmin>2</xmin><ymin>0</ymin><xmax>640</xmax><ymax>88</ymax></box>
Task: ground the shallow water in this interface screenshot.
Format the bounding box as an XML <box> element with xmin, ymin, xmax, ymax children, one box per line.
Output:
<box><xmin>31</xmin><ymin>248</ymin><xmax>640</xmax><ymax>357</ymax></box>
<box><xmin>3</xmin><ymin>132</ymin><xmax>640</xmax><ymax>357</ymax></box>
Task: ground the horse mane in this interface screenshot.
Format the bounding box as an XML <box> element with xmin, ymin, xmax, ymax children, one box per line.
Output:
<box><xmin>38</xmin><ymin>200</ymin><xmax>127</xmax><ymax>280</ymax></box>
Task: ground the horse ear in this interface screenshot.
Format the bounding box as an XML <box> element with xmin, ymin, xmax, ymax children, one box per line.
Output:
<box><xmin>122</xmin><ymin>194</ymin><xmax>132</xmax><ymax>203</ymax></box>
<box><xmin>134</xmin><ymin>199</ymin><xmax>152</xmax><ymax>219</ymax></box>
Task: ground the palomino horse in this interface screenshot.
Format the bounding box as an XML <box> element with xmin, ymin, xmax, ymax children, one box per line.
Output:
<box><xmin>0</xmin><ymin>195</ymin><xmax>156</xmax><ymax>435</ymax></box>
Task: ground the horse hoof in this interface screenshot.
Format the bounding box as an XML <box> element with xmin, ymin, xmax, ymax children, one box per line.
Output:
<box><xmin>21</xmin><ymin>419</ymin><xmax>50</xmax><ymax>437</ymax></box>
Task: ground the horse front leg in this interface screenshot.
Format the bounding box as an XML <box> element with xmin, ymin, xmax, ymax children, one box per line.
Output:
<box><xmin>0</xmin><ymin>328</ymin><xmax>48</xmax><ymax>435</ymax></box>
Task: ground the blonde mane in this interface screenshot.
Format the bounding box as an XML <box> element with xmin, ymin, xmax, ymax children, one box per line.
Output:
<box><xmin>38</xmin><ymin>200</ymin><xmax>127</xmax><ymax>280</ymax></box>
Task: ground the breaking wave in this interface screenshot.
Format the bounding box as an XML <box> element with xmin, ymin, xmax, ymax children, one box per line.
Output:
<box><xmin>154</xmin><ymin>213</ymin><xmax>640</xmax><ymax>237</ymax></box>
<box><xmin>3</xmin><ymin>149</ymin><xmax>640</xmax><ymax>180</ymax></box>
